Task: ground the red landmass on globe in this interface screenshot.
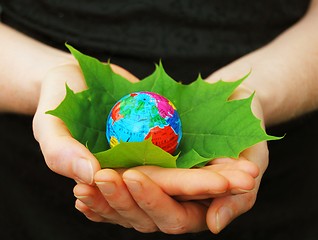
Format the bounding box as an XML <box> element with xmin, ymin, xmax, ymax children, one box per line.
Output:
<box><xmin>145</xmin><ymin>125</ymin><xmax>179</xmax><ymax>154</ymax></box>
<box><xmin>111</xmin><ymin>101</ymin><xmax>123</xmax><ymax>123</ymax></box>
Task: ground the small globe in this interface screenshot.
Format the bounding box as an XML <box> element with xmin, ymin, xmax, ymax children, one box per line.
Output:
<box><xmin>106</xmin><ymin>91</ymin><xmax>182</xmax><ymax>154</ymax></box>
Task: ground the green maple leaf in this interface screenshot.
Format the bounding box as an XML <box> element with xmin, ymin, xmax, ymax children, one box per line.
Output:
<box><xmin>47</xmin><ymin>44</ymin><xmax>280</xmax><ymax>169</ymax></box>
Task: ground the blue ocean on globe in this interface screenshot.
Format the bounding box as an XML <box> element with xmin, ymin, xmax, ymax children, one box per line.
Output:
<box><xmin>106</xmin><ymin>91</ymin><xmax>182</xmax><ymax>154</ymax></box>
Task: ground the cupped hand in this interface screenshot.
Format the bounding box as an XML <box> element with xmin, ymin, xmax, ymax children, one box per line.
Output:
<box><xmin>33</xmin><ymin>62</ymin><xmax>139</xmax><ymax>184</ymax></box>
<box><xmin>202</xmin><ymin>76</ymin><xmax>269</xmax><ymax>233</ymax></box>
<box><xmin>73</xmin><ymin>80</ymin><xmax>268</xmax><ymax>234</ymax></box>
<box><xmin>74</xmin><ymin>146</ymin><xmax>262</xmax><ymax>234</ymax></box>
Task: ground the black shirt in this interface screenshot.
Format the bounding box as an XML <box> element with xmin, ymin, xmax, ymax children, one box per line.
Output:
<box><xmin>0</xmin><ymin>0</ymin><xmax>310</xmax><ymax>81</ymax></box>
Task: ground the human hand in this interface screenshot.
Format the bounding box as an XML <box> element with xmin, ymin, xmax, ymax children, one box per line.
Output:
<box><xmin>33</xmin><ymin>62</ymin><xmax>139</xmax><ymax>183</ymax></box>
<box><xmin>74</xmin><ymin>155</ymin><xmax>259</xmax><ymax>233</ymax></box>
<box><xmin>202</xmin><ymin>74</ymin><xmax>269</xmax><ymax>233</ymax></box>
<box><xmin>73</xmin><ymin>83</ymin><xmax>267</xmax><ymax>234</ymax></box>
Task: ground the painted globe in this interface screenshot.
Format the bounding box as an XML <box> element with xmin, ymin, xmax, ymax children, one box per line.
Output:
<box><xmin>106</xmin><ymin>91</ymin><xmax>182</xmax><ymax>154</ymax></box>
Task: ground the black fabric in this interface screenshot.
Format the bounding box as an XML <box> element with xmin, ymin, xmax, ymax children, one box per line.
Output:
<box><xmin>1</xmin><ymin>0</ymin><xmax>318</xmax><ymax>239</ymax></box>
<box><xmin>0</xmin><ymin>0</ymin><xmax>309</xmax><ymax>82</ymax></box>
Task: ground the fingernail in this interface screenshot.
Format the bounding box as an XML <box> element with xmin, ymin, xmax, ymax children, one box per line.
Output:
<box><xmin>124</xmin><ymin>179</ymin><xmax>142</xmax><ymax>193</ymax></box>
<box><xmin>73</xmin><ymin>158</ymin><xmax>94</xmax><ymax>184</ymax></box>
<box><xmin>96</xmin><ymin>182</ymin><xmax>116</xmax><ymax>195</ymax></box>
<box><xmin>74</xmin><ymin>195</ymin><xmax>93</xmax><ymax>206</ymax></box>
<box><xmin>216</xmin><ymin>207</ymin><xmax>233</xmax><ymax>233</ymax></box>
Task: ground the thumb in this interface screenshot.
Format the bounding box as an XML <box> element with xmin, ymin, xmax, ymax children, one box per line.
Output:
<box><xmin>33</xmin><ymin>63</ymin><xmax>101</xmax><ymax>184</ymax></box>
<box><xmin>206</xmin><ymin>190</ymin><xmax>257</xmax><ymax>234</ymax></box>
<box><xmin>34</xmin><ymin>125</ymin><xmax>101</xmax><ymax>184</ymax></box>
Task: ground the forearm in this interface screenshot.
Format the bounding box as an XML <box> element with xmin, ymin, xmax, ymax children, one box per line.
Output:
<box><xmin>207</xmin><ymin>0</ymin><xmax>318</xmax><ymax>126</ymax></box>
<box><xmin>0</xmin><ymin>23</ymin><xmax>72</xmax><ymax>114</ymax></box>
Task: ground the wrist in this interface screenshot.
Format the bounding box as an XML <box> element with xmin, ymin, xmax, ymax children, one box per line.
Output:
<box><xmin>0</xmin><ymin>23</ymin><xmax>75</xmax><ymax>115</ymax></box>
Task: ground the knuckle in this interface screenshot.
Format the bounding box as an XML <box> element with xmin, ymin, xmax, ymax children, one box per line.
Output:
<box><xmin>98</xmin><ymin>207</ymin><xmax>114</xmax><ymax>217</ymax></box>
<box><xmin>159</xmin><ymin>217</ymin><xmax>188</xmax><ymax>234</ymax></box>
<box><xmin>41</xmin><ymin>145</ymin><xmax>62</xmax><ymax>172</ymax></box>
<box><xmin>137</xmin><ymin>199</ymin><xmax>160</xmax><ymax>211</ymax></box>
<box><xmin>143</xmin><ymin>200</ymin><xmax>159</xmax><ymax>210</ymax></box>
<box><xmin>133</xmin><ymin>224</ymin><xmax>158</xmax><ymax>233</ymax></box>
<box><xmin>242</xmin><ymin>192</ymin><xmax>257</xmax><ymax>211</ymax></box>
<box><xmin>112</xmin><ymin>202</ymin><xmax>136</xmax><ymax>213</ymax></box>
<box><xmin>40</xmin><ymin>138</ymin><xmax>75</xmax><ymax>174</ymax></box>
<box><xmin>43</xmin><ymin>153</ymin><xmax>60</xmax><ymax>173</ymax></box>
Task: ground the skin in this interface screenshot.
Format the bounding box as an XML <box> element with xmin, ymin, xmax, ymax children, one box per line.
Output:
<box><xmin>1</xmin><ymin>0</ymin><xmax>318</xmax><ymax>234</ymax></box>
<box><xmin>73</xmin><ymin>87</ymin><xmax>265</xmax><ymax>234</ymax></box>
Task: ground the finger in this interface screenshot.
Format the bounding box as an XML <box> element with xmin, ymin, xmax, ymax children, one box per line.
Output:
<box><xmin>33</xmin><ymin>113</ymin><xmax>100</xmax><ymax>184</ymax></box>
<box><xmin>73</xmin><ymin>183</ymin><xmax>132</xmax><ymax>227</ymax></box>
<box><xmin>131</xmin><ymin>166</ymin><xmax>229</xmax><ymax>197</ymax></box>
<box><xmin>123</xmin><ymin>169</ymin><xmax>209</xmax><ymax>234</ymax></box>
<box><xmin>218</xmin><ymin>170</ymin><xmax>256</xmax><ymax>194</ymax></box>
<box><xmin>94</xmin><ymin>169</ymin><xmax>158</xmax><ymax>233</ymax></box>
<box><xmin>175</xmin><ymin>168</ymin><xmax>256</xmax><ymax>202</ymax></box>
<box><xmin>206</xmin><ymin>158</ymin><xmax>259</xmax><ymax>194</ymax></box>
<box><xmin>240</xmin><ymin>141</ymin><xmax>269</xmax><ymax>174</ymax></box>
<box><xmin>75</xmin><ymin>198</ymin><xmax>129</xmax><ymax>226</ymax></box>
<box><xmin>206</xmin><ymin>188</ymin><xmax>258</xmax><ymax>234</ymax></box>
<box><xmin>210</xmin><ymin>157</ymin><xmax>260</xmax><ymax>178</ymax></box>
<box><xmin>33</xmin><ymin>64</ymin><xmax>100</xmax><ymax>184</ymax></box>
<box><xmin>75</xmin><ymin>199</ymin><xmax>105</xmax><ymax>223</ymax></box>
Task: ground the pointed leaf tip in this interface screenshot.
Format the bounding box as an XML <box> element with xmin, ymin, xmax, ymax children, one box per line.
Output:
<box><xmin>48</xmin><ymin>44</ymin><xmax>281</xmax><ymax>169</ymax></box>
